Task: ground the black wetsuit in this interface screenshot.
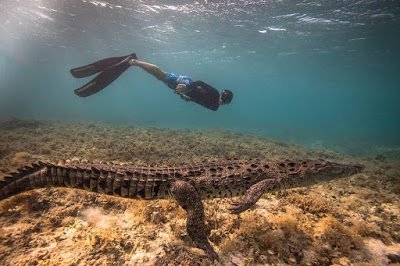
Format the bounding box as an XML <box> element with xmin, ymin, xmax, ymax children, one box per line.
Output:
<box><xmin>183</xmin><ymin>81</ymin><xmax>220</xmax><ymax>111</ymax></box>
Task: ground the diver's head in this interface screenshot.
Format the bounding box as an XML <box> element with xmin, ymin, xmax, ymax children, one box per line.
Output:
<box><xmin>220</xmin><ymin>89</ymin><xmax>233</xmax><ymax>105</ymax></box>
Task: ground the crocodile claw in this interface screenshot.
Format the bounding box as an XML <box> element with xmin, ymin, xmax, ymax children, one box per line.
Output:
<box><xmin>228</xmin><ymin>200</ymin><xmax>253</xmax><ymax>214</ymax></box>
<box><xmin>197</xmin><ymin>241</ymin><xmax>219</xmax><ymax>261</ymax></box>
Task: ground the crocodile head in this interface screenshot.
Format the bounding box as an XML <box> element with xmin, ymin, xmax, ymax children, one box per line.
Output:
<box><xmin>303</xmin><ymin>159</ymin><xmax>364</xmax><ymax>183</ymax></box>
<box><xmin>280</xmin><ymin>159</ymin><xmax>364</xmax><ymax>189</ymax></box>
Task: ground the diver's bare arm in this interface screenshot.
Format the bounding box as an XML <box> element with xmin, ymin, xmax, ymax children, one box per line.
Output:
<box><xmin>129</xmin><ymin>59</ymin><xmax>166</xmax><ymax>80</ymax></box>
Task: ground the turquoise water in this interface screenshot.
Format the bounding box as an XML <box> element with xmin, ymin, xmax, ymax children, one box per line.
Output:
<box><xmin>0</xmin><ymin>1</ymin><xmax>399</xmax><ymax>155</ymax></box>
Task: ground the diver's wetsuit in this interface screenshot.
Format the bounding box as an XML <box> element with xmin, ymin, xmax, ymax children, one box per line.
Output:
<box><xmin>163</xmin><ymin>72</ymin><xmax>220</xmax><ymax>111</ymax></box>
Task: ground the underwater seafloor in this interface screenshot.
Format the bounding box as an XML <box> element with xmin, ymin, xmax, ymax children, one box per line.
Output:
<box><xmin>0</xmin><ymin>119</ymin><xmax>399</xmax><ymax>266</ymax></box>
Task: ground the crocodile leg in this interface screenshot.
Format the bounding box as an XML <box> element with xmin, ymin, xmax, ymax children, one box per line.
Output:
<box><xmin>170</xmin><ymin>180</ymin><xmax>218</xmax><ymax>260</ymax></box>
<box><xmin>229</xmin><ymin>178</ymin><xmax>278</xmax><ymax>214</ymax></box>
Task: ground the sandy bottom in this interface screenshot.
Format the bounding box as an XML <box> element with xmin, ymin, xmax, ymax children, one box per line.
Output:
<box><xmin>0</xmin><ymin>119</ymin><xmax>399</xmax><ymax>265</ymax></box>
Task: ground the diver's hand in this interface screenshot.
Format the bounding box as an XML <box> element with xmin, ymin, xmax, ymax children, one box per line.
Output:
<box><xmin>180</xmin><ymin>94</ymin><xmax>191</xmax><ymax>101</ymax></box>
<box><xmin>175</xmin><ymin>84</ymin><xmax>191</xmax><ymax>101</ymax></box>
<box><xmin>175</xmin><ymin>84</ymin><xmax>186</xmax><ymax>93</ymax></box>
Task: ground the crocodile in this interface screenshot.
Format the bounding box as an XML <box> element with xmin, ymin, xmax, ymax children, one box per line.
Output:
<box><xmin>0</xmin><ymin>158</ymin><xmax>363</xmax><ymax>260</ymax></box>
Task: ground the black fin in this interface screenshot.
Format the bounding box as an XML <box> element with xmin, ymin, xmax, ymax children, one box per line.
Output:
<box><xmin>70</xmin><ymin>53</ymin><xmax>137</xmax><ymax>78</ymax></box>
<box><xmin>74</xmin><ymin>56</ymin><xmax>133</xmax><ymax>97</ymax></box>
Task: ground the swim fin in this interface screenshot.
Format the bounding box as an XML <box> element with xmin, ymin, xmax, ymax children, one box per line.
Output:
<box><xmin>74</xmin><ymin>55</ymin><xmax>133</xmax><ymax>97</ymax></box>
<box><xmin>70</xmin><ymin>53</ymin><xmax>137</xmax><ymax>78</ymax></box>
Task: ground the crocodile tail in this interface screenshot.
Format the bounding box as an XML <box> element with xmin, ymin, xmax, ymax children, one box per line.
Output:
<box><xmin>0</xmin><ymin>161</ymin><xmax>96</xmax><ymax>200</ymax></box>
<box><xmin>0</xmin><ymin>161</ymin><xmax>126</xmax><ymax>200</ymax></box>
<box><xmin>0</xmin><ymin>162</ymin><xmax>50</xmax><ymax>200</ymax></box>
<box><xmin>0</xmin><ymin>161</ymin><xmax>172</xmax><ymax>200</ymax></box>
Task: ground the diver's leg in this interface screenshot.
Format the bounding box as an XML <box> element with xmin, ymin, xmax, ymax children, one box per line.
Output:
<box><xmin>129</xmin><ymin>59</ymin><xmax>166</xmax><ymax>80</ymax></box>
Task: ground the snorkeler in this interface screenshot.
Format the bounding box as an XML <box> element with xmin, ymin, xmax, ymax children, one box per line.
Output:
<box><xmin>70</xmin><ymin>53</ymin><xmax>233</xmax><ymax>111</ymax></box>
